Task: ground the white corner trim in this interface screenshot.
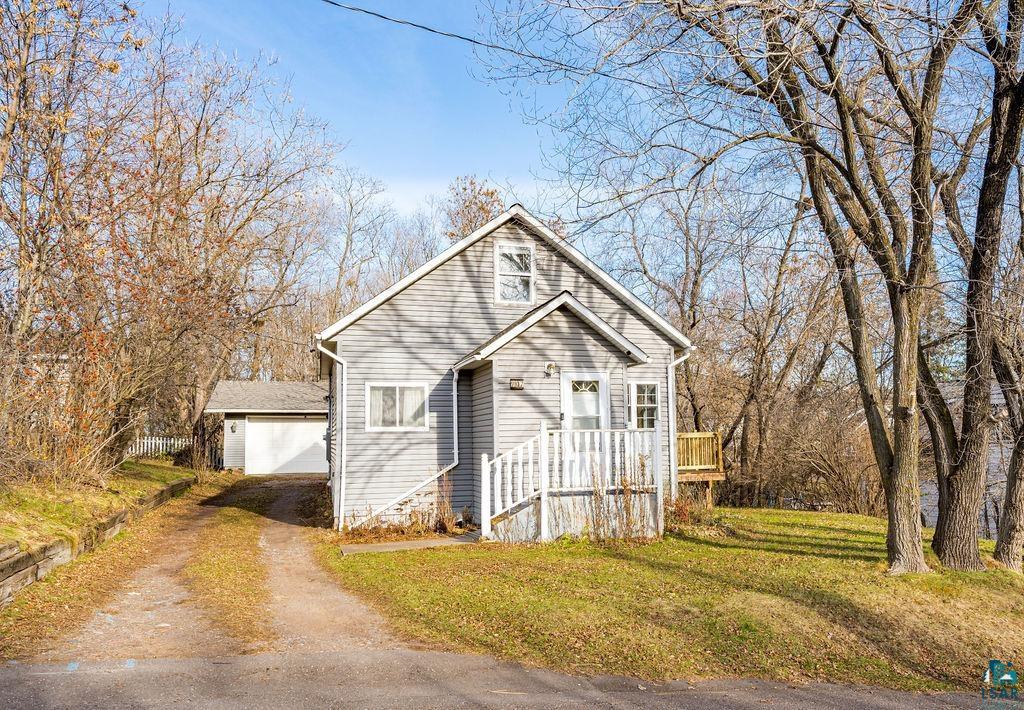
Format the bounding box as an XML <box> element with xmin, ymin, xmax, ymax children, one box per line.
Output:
<box><xmin>666</xmin><ymin>349</ymin><xmax>692</xmax><ymax>503</ymax></box>
<box><xmin>454</xmin><ymin>291</ymin><xmax>649</xmax><ymax>369</ymax></box>
<box><xmin>363</xmin><ymin>381</ymin><xmax>431</xmax><ymax>433</ymax></box>
<box><xmin>317</xmin><ymin>204</ymin><xmax>692</xmax><ymax>351</ymax></box>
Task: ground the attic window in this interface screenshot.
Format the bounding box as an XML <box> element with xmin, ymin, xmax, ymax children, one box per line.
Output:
<box><xmin>495</xmin><ymin>242</ymin><xmax>535</xmax><ymax>305</ymax></box>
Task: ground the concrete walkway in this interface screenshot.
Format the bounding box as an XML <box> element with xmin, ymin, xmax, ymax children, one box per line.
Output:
<box><xmin>0</xmin><ymin>478</ymin><xmax>977</xmax><ymax>709</ymax></box>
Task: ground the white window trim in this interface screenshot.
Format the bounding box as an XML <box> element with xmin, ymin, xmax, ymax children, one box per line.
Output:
<box><xmin>560</xmin><ymin>370</ymin><xmax>611</xmax><ymax>431</ymax></box>
<box><xmin>493</xmin><ymin>240</ymin><xmax>536</xmax><ymax>306</ymax></box>
<box><xmin>629</xmin><ymin>381</ymin><xmax>660</xmax><ymax>430</ymax></box>
<box><xmin>364</xmin><ymin>382</ymin><xmax>430</xmax><ymax>432</ymax></box>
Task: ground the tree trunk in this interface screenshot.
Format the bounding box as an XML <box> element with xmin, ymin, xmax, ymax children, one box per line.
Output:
<box><xmin>885</xmin><ymin>294</ymin><xmax>931</xmax><ymax>574</ymax></box>
<box><xmin>933</xmin><ymin>77</ymin><xmax>1024</xmax><ymax>571</ymax></box>
<box><xmin>917</xmin><ymin>359</ymin><xmax>954</xmax><ymax>547</ymax></box>
<box><xmin>739</xmin><ymin>414</ymin><xmax>752</xmax><ymax>506</ymax></box>
<box><xmin>995</xmin><ymin>439</ymin><xmax>1024</xmax><ymax>572</ymax></box>
<box><xmin>935</xmin><ymin>473</ymin><xmax>986</xmax><ymax>569</ymax></box>
<box><xmin>994</xmin><ymin>340</ymin><xmax>1024</xmax><ymax>572</ymax></box>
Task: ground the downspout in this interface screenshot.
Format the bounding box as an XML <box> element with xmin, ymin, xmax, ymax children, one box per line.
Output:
<box><xmin>316</xmin><ymin>338</ymin><xmax>347</xmax><ymax>530</ymax></box>
<box><xmin>667</xmin><ymin>346</ymin><xmax>695</xmax><ymax>503</ymax></box>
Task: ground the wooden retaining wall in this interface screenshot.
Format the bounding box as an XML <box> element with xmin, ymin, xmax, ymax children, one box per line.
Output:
<box><xmin>0</xmin><ymin>476</ymin><xmax>195</xmax><ymax>608</ymax></box>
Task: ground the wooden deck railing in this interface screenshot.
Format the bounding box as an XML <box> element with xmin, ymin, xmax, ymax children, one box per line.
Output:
<box><xmin>677</xmin><ymin>432</ymin><xmax>724</xmax><ymax>480</ymax></box>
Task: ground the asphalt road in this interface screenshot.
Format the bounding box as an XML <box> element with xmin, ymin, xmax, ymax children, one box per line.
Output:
<box><xmin>0</xmin><ymin>648</ymin><xmax>977</xmax><ymax>709</ymax></box>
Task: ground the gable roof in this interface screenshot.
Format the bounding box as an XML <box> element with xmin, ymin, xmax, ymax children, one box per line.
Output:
<box><xmin>454</xmin><ymin>291</ymin><xmax>650</xmax><ymax>370</ymax></box>
<box><xmin>317</xmin><ymin>204</ymin><xmax>692</xmax><ymax>351</ymax></box>
<box><xmin>204</xmin><ymin>380</ymin><xmax>328</xmax><ymax>414</ymax></box>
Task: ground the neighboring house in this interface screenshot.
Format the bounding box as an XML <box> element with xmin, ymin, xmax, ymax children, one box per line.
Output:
<box><xmin>315</xmin><ymin>204</ymin><xmax>694</xmax><ymax>541</ymax></box>
<box><xmin>204</xmin><ymin>381</ymin><xmax>329</xmax><ymax>476</ymax></box>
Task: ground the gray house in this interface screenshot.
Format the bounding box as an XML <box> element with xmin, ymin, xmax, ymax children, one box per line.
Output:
<box><xmin>315</xmin><ymin>205</ymin><xmax>693</xmax><ymax>540</ymax></box>
<box><xmin>204</xmin><ymin>381</ymin><xmax>328</xmax><ymax>476</ymax></box>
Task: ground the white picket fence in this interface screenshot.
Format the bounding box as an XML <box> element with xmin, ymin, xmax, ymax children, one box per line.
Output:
<box><xmin>480</xmin><ymin>422</ymin><xmax>661</xmax><ymax>540</ymax></box>
<box><xmin>126</xmin><ymin>436</ymin><xmax>190</xmax><ymax>459</ymax></box>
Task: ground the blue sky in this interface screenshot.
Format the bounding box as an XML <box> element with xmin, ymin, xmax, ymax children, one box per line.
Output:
<box><xmin>148</xmin><ymin>1</ymin><xmax>553</xmax><ymax>213</ymax></box>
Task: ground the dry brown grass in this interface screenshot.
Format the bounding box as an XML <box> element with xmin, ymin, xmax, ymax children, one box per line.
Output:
<box><xmin>0</xmin><ymin>469</ymin><xmax>239</xmax><ymax>660</ymax></box>
<box><xmin>0</xmin><ymin>460</ymin><xmax>197</xmax><ymax>550</ymax></box>
<box><xmin>181</xmin><ymin>481</ymin><xmax>276</xmax><ymax>648</ymax></box>
<box><xmin>298</xmin><ymin>483</ymin><xmax>458</xmax><ymax>545</ymax></box>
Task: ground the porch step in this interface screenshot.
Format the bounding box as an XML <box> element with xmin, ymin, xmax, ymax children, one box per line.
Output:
<box><xmin>338</xmin><ymin>532</ymin><xmax>479</xmax><ymax>556</ymax></box>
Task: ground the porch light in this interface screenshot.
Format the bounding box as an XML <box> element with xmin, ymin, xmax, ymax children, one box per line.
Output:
<box><xmin>545</xmin><ymin>362</ymin><xmax>557</xmax><ymax>376</ymax></box>
<box><xmin>230</xmin><ymin>422</ymin><xmax>237</xmax><ymax>433</ymax></box>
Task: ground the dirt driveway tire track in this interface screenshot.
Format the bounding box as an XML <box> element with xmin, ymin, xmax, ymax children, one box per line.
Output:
<box><xmin>259</xmin><ymin>478</ymin><xmax>398</xmax><ymax>652</ymax></box>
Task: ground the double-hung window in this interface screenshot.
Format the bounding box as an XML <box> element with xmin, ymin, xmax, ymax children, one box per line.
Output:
<box><xmin>494</xmin><ymin>242</ymin><xmax>535</xmax><ymax>305</ymax></box>
<box><xmin>630</xmin><ymin>382</ymin><xmax>659</xmax><ymax>430</ymax></box>
<box><xmin>365</xmin><ymin>383</ymin><xmax>429</xmax><ymax>431</ymax></box>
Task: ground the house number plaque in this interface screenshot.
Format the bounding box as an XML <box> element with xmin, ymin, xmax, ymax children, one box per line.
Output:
<box><xmin>509</xmin><ymin>378</ymin><xmax>525</xmax><ymax>390</ymax></box>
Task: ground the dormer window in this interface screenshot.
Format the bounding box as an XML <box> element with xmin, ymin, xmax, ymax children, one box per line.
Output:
<box><xmin>495</xmin><ymin>242</ymin><xmax>535</xmax><ymax>305</ymax></box>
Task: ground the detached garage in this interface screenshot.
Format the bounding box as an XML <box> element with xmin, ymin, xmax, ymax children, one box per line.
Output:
<box><xmin>204</xmin><ymin>380</ymin><xmax>329</xmax><ymax>476</ymax></box>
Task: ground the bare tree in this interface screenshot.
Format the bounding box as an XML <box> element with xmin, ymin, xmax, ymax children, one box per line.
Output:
<box><xmin>487</xmin><ymin>0</ymin><xmax>1024</xmax><ymax>572</ymax></box>
<box><xmin>0</xmin><ymin>4</ymin><xmax>336</xmax><ymax>480</ymax></box>
<box><xmin>991</xmin><ymin>170</ymin><xmax>1024</xmax><ymax>571</ymax></box>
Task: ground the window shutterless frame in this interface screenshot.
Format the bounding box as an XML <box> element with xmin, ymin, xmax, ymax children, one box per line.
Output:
<box><xmin>629</xmin><ymin>381</ymin><xmax>660</xmax><ymax>430</ymax></box>
<box><xmin>364</xmin><ymin>382</ymin><xmax>430</xmax><ymax>432</ymax></box>
<box><xmin>493</xmin><ymin>240</ymin><xmax>536</xmax><ymax>306</ymax></box>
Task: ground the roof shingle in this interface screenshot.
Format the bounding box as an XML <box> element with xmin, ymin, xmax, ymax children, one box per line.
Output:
<box><xmin>203</xmin><ymin>380</ymin><xmax>328</xmax><ymax>414</ymax></box>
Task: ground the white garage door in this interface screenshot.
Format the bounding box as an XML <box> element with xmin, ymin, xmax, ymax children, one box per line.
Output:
<box><xmin>244</xmin><ymin>416</ymin><xmax>328</xmax><ymax>475</ymax></box>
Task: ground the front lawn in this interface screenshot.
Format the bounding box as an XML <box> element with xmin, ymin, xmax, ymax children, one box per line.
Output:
<box><xmin>313</xmin><ymin>507</ymin><xmax>1023</xmax><ymax>691</ymax></box>
<box><xmin>0</xmin><ymin>460</ymin><xmax>197</xmax><ymax>550</ymax></box>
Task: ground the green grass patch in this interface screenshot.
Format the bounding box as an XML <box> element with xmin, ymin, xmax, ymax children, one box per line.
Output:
<box><xmin>0</xmin><ymin>469</ymin><xmax>238</xmax><ymax>659</ymax></box>
<box><xmin>0</xmin><ymin>460</ymin><xmax>197</xmax><ymax>550</ymax></box>
<box><xmin>313</xmin><ymin>507</ymin><xmax>1023</xmax><ymax>690</ymax></box>
<box><xmin>181</xmin><ymin>482</ymin><xmax>276</xmax><ymax>648</ymax></box>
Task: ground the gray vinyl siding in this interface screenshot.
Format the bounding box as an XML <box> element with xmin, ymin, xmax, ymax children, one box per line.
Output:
<box><xmin>330</xmin><ymin>218</ymin><xmax>679</xmax><ymax>520</ymax></box>
<box><xmin>468</xmin><ymin>361</ymin><xmax>495</xmax><ymax>522</ymax></box>
<box><xmin>223</xmin><ymin>415</ymin><xmax>245</xmax><ymax>468</ymax></box>
<box><xmin>327</xmin><ymin>369</ymin><xmax>337</xmax><ymax>467</ymax></box>
<box><xmin>492</xmin><ymin>307</ymin><xmax>632</xmax><ymax>453</ymax></box>
<box><xmin>452</xmin><ymin>370</ymin><xmax>475</xmax><ymax>515</ymax></box>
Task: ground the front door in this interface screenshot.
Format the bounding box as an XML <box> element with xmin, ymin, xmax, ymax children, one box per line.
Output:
<box><xmin>562</xmin><ymin>372</ymin><xmax>609</xmax><ymax>431</ymax></box>
<box><xmin>560</xmin><ymin>371</ymin><xmax>610</xmax><ymax>483</ymax></box>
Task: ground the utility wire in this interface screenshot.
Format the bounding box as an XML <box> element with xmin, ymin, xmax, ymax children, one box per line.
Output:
<box><xmin>315</xmin><ymin>0</ymin><xmax>666</xmax><ymax>93</ymax></box>
<box><xmin>313</xmin><ymin>0</ymin><xmax>985</xmax><ymax>157</ymax></box>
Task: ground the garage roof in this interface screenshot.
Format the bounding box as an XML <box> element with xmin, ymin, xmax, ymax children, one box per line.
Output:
<box><xmin>204</xmin><ymin>380</ymin><xmax>328</xmax><ymax>414</ymax></box>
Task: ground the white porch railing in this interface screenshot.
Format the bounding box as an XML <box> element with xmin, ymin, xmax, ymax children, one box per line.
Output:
<box><xmin>480</xmin><ymin>422</ymin><xmax>661</xmax><ymax>540</ymax></box>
